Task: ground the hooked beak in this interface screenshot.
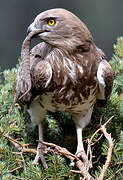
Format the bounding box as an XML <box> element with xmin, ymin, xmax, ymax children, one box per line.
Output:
<box><xmin>27</xmin><ymin>26</ymin><xmax>31</xmax><ymax>36</ymax></box>
<box><xmin>27</xmin><ymin>22</ymin><xmax>51</xmax><ymax>44</ymax></box>
<box><xmin>27</xmin><ymin>22</ymin><xmax>38</xmax><ymax>36</ymax></box>
<box><xmin>27</xmin><ymin>22</ymin><xmax>49</xmax><ymax>39</ymax></box>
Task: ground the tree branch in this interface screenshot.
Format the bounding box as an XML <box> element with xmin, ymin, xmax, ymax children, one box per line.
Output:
<box><xmin>1</xmin><ymin>115</ymin><xmax>114</xmax><ymax>179</ymax></box>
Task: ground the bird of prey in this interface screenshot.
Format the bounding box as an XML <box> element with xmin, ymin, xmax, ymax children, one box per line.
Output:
<box><xmin>16</xmin><ymin>8</ymin><xmax>114</xmax><ymax>167</ymax></box>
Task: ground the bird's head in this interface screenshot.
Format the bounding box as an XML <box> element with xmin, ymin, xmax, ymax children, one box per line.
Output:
<box><xmin>27</xmin><ymin>8</ymin><xmax>93</xmax><ymax>52</ymax></box>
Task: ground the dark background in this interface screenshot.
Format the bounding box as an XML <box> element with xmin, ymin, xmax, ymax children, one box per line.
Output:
<box><xmin>0</xmin><ymin>0</ymin><xmax>123</xmax><ymax>70</ymax></box>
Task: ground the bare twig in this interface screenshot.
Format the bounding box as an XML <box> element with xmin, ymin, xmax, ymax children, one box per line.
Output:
<box><xmin>2</xmin><ymin>115</ymin><xmax>115</xmax><ymax>179</ymax></box>
<box><xmin>8</xmin><ymin>166</ymin><xmax>23</xmax><ymax>173</ymax></box>
<box><xmin>1</xmin><ymin>133</ymin><xmax>36</xmax><ymax>176</ymax></box>
<box><xmin>42</xmin><ymin>141</ymin><xmax>94</xmax><ymax>180</ymax></box>
<box><xmin>2</xmin><ymin>133</ymin><xmax>37</xmax><ymax>154</ymax></box>
<box><xmin>20</xmin><ymin>152</ymin><xmax>26</xmax><ymax>174</ymax></box>
<box><xmin>97</xmin><ymin>125</ymin><xmax>114</xmax><ymax>180</ymax></box>
<box><xmin>41</xmin><ymin>141</ymin><xmax>78</xmax><ymax>161</ymax></box>
<box><xmin>86</xmin><ymin>115</ymin><xmax>115</xmax><ymax>177</ymax></box>
<box><xmin>90</xmin><ymin>115</ymin><xmax>115</xmax><ymax>144</ymax></box>
<box><xmin>41</xmin><ymin>116</ymin><xmax>114</xmax><ymax>179</ymax></box>
<box><xmin>91</xmin><ymin>134</ymin><xmax>103</xmax><ymax>146</ymax></box>
<box><xmin>115</xmin><ymin>161</ymin><xmax>123</xmax><ymax>165</ymax></box>
<box><xmin>86</xmin><ymin>139</ymin><xmax>93</xmax><ymax>170</ymax></box>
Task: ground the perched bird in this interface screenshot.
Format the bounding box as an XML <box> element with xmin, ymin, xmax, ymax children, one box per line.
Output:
<box><xmin>16</xmin><ymin>8</ymin><xmax>114</xmax><ymax>167</ymax></box>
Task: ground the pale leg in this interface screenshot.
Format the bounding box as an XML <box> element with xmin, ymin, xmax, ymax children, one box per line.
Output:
<box><xmin>73</xmin><ymin>108</ymin><xmax>93</xmax><ymax>161</ymax></box>
<box><xmin>76</xmin><ymin>127</ymin><xmax>84</xmax><ymax>154</ymax></box>
<box><xmin>28</xmin><ymin>99</ymin><xmax>48</xmax><ymax>168</ymax></box>
<box><xmin>33</xmin><ymin>122</ymin><xmax>48</xmax><ymax>168</ymax></box>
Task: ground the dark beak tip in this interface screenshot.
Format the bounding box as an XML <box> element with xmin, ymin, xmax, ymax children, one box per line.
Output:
<box><xmin>27</xmin><ymin>26</ymin><xmax>31</xmax><ymax>36</ymax></box>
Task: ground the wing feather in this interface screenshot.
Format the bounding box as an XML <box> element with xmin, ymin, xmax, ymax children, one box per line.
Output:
<box><xmin>16</xmin><ymin>42</ymin><xmax>52</xmax><ymax>105</ymax></box>
<box><xmin>97</xmin><ymin>59</ymin><xmax>114</xmax><ymax>105</ymax></box>
<box><xmin>30</xmin><ymin>43</ymin><xmax>52</xmax><ymax>94</ymax></box>
<box><xmin>31</xmin><ymin>60</ymin><xmax>52</xmax><ymax>92</ymax></box>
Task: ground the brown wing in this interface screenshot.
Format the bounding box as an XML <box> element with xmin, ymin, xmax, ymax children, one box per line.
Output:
<box><xmin>16</xmin><ymin>63</ymin><xmax>32</xmax><ymax>105</ymax></box>
<box><xmin>96</xmin><ymin>57</ymin><xmax>114</xmax><ymax>106</ymax></box>
<box><xmin>16</xmin><ymin>35</ymin><xmax>32</xmax><ymax>105</ymax></box>
<box><xmin>16</xmin><ymin>32</ymin><xmax>45</xmax><ymax>105</ymax></box>
<box><xmin>30</xmin><ymin>43</ymin><xmax>52</xmax><ymax>95</ymax></box>
<box><xmin>16</xmin><ymin>42</ymin><xmax>52</xmax><ymax>105</ymax></box>
<box><xmin>31</xmin><ymin>60</ymin><xmax>52</xmax><ymax>93</ymax></box>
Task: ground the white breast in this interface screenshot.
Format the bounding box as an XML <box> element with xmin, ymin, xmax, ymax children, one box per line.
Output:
<box><xmin>38</xmin><ymin>87</ymin><xmax>97</xmax><ymax>114</ymax></box>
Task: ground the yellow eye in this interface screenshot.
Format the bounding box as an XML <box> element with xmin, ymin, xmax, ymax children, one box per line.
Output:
<box><xmin>48</xmin><ymin>19</ymin><xmax>55</xmax><ymax>26</ymax></box>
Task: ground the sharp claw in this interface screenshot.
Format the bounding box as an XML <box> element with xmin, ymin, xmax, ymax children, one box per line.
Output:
<box><xmin>75</xmin><ymin>150</ymin><xmax>93</xmax><ymax>169</ymax></box>
<box><xmin>33</xmin><ymin>142</ymin><xmax>48</xmax><ymax>168</ymax></box>
<box><xmin>76</xmin><ymin>150</ymin><xmax>88</xmax><ymax>163</ymax></box>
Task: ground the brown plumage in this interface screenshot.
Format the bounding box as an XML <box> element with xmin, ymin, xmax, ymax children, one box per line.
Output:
<box><xmin>16</xmin><ymin>8</ymin><xmax>114</xmax><ymax>166</ymax></box>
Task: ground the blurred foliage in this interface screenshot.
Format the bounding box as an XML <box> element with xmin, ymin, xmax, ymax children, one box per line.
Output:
<box><xmin>0</xmin><ymin>38</ymin><xmax>123</xmax><ymax>179</ymax></box>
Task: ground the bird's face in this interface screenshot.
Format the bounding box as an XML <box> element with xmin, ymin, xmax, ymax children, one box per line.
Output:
<box><xmin>27</xmin><ymin>8</ymin><xmax>92</xmax><ymax>51</ymax></box>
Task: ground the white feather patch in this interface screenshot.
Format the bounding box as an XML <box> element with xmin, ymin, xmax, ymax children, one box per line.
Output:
<box><xmin>97</xmin><ymin>62</ymin><xmax>106</xmax><ymax>87</ymax></box>
<box><xmin>77</xmin><ymin>64</ymin><xmax>83</xmax><ymax>74</ymax></box>
<box><xmin>45</xmin><ymin>62</ymin><xmax>52</xmax><ymax>88</ymax></box>
<box><xmin>64</xmin><ymin>58</ymin><xmax>76</xmax><ymax>79</ymax></box>
<box><xmin>97</xmin><ymin>62</ymin><xmax>106</xmax><ymax>99</ymax></box>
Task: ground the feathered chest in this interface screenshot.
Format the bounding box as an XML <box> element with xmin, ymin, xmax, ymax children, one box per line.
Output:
<box><xmin>31</xmin><ymin>48</ymin><xmax>98</xmax><ymax>111</ymax></box>
<box><xmin>35</xmin><ymin>86</ymin><xmax>97</xmax><ymax>114</ymax></box>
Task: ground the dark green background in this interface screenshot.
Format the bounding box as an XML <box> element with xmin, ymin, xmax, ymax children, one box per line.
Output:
<box><xmin>0</xmin><ymin>0</ymin><xmax>123</xmax><ymax>70</ymax></box>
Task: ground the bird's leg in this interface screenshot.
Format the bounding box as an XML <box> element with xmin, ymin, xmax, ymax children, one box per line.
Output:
<box><xmin>75</xmin><ymin>126</ymin><xmax>88</xmax><ymax>162</ymax></box>
<box><xmin>73</xmin><ymin>108</ymin><xmax>93</xmax><ymax>165</ymax></box>
<box><xmin>33</xmin><ymin>122</ymin><xmax>48</xmax><ymax>168</ymax></box>
<box><xmin>28</xmin><ymin>99</ymin><xmax>48</xmax><ymax>168</ymax></box>
<box><xmin>76</xmin><ymin>127</ymin><xmax>84</xmax><ymax>155</ymax></box>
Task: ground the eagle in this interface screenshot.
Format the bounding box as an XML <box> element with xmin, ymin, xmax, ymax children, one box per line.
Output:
<box><xmin>16</xmin><ymin>8</ymin><xmax>114</xmax><ymax>167</ymax></box>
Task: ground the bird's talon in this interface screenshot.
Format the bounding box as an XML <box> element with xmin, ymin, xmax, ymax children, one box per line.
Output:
<box><xmin>76</xmin><ymin>150</ymin><xmax>88</xmax><ymax>162</ymax></box>
<box><xmin>33</xmin><ymin>142</ymin><xmax>48</xmax><ymax>168</ymax></box>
